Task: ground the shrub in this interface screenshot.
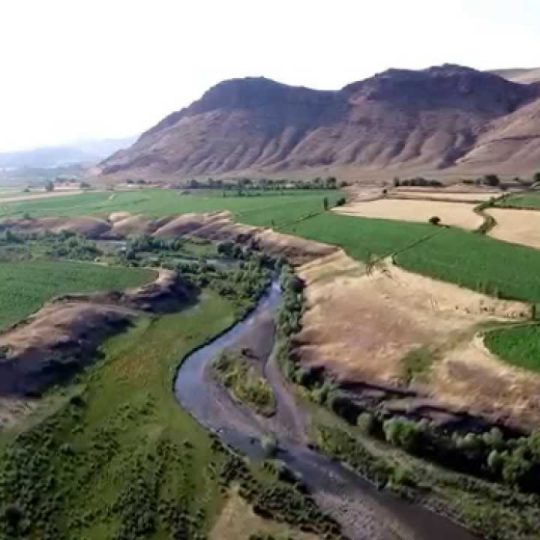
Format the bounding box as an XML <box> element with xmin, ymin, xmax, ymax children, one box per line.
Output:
<box><xmin>428</xmin><ymin>216</ymin><xmax>441</xmax><ymax>226</ymax></box>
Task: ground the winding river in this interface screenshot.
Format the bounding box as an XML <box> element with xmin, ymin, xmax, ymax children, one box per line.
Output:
<box><xmin>174</xmin><ymin>281</ymin><xmax>479</xmax><ymax>540</ymax></box>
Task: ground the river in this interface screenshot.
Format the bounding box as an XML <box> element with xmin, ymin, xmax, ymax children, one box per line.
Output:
<box><xmin>174</xmin><ymin>281</ymin><xmax>479</xmax><ymax>540</ymax></box>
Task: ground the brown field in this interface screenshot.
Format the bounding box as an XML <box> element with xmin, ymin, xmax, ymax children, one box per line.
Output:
<box><xmin>391</xmin><ymin>191</ymin><xmax>499</xmax><ymax>203</ymax></box>
<box><xmin>295</xmin><ymin>252</ymin><xmax>539</xmax><ymax>427</ymax></box>
<box><xmin>0</xmin><ymin>189</ymin><xmax>87</xmax><ymax>203</ymax></box>
<box><xmin>333</xmin><ymin>198</ymin><xmax>483</xmax><ymax>230</ymax></box>
<box><xmin>487</xmin><ymin>207</ymin><xmax>540</xmax><ymax>250</ymax></box>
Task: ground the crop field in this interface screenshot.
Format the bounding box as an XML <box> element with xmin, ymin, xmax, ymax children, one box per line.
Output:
<box><xmin>334</xmin><ymin>198</ymin><xmax>483</xmax><ymax>230</ymax></box>
<box><xmin>396</xmin><ymin>229</ymin><xmax>540</xmax><ymax>303</ymax></box>
<box><xmin>496</xmin><ymin>191</ymin><xmax>540</xmax><ymax>209</ymax></box>
<box><xmin>280</xmin><ymin>211</ymin><xmax>540</xmax><ymax>304</ymax></box>
<box><xmin>486</xmin><ymin>207</ymin><xmax>540</xmax><ymax>250</ymax></box>
<box><xmin>0</xmin><ymin>261</ymin><xmax>154</xmax><ymax>331</ymax></box>
<box><xmin>0</xmin><ymin>188</ymin><xmax>343</xmax><ymax>227</ymax></box>
<box><xmin>484</xmin><ymin>325</ymin><xmax>540</xmax><ymax>373</ymax></box>
<box><xmin>282</xmin><ymin>212</ymin><xmax>436</xmax><ymax>261</ymax></box>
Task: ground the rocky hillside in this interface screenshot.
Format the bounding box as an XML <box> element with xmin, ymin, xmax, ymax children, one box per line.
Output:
<box><xmin>99</xmin><ymin>65</ymin><xmax>540</xmax><ymax>182</ymax></box>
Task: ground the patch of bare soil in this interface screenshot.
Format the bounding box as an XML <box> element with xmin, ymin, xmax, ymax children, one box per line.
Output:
<box><xmin>487</xmin><ymin>207</ymin><xmax>540</xmax><ymax>250</ymax></box>
<box><xmin>210</xmin><ymin>487</ymin><xmax>318</xmax><ymax>540</ymax></box>
<box><xmin>110</xmin><ymin>214</ymin><xmax>172</xmax><ymax>237</ymax></box>
<box><xmin>333</xmin><ymin>199</ymin><xmax>483</xmax><ymax>230</ymax></box>
<box><xmin>295</xmin><ymin>253</ymin><xmax>535</xmax><ymax>427</ymax></box>
<box><xmin>109</xmin><ymin>211</ymin><xmax>133</xmax><ymax>223</ymax></box>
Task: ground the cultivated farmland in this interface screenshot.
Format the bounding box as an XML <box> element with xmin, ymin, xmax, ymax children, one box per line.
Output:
<box><xmin>496</xmin><ymin>191</ymin><xmax>540</xmax><ymax>209</ymax></box>
<box><xmin>0</xmin><ymin>261</ymin><xmax>154</xmax><ymax>331</ymax></box>
<box><xmin>487</xmin><ymin>207</ymin><xmax>540</xmax><ymax>249</ymax></box>
<box><xmin>282</xmin><ymin>212</ymin><xmax>436</xmax><ymax>262</ymax></box>
<box><xmin>396</xmin><ymin>229</ymin><xmax>540</xmax><ymax>303</ymax></box>
<box><xmin>484</xmin><ymin>325</ymin><xmax>540</xmax><ymax>374</ymax></box>
<box><xmin>0</xmin><ymin>188</ymin><xmax>343</xmax><ymax>228</ymax></box>
<box><xmin>334</xmin><ymin>198</ymin><xmax>483</xmax><ymax>230</ymax></box>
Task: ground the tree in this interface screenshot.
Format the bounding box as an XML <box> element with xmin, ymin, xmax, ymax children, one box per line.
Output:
<box><xmin>45</xmin><ymin>180</ymin><xmax>54</xmax><ymax>192</ymax></box>
<box><xmin>429</xmin><ymin>216</ymin><xmax>441</xmax><ymax>226</ymax></box>
<box><xmin>534</xmin><ymin>171</ymin><xmax>540</xmax><ymax>184</ymax></box>
<box><xmin>325</xmin><ymin>176</ymin><xmax>337</xmax><ymax>189</ymax></box>
<box><xmin>323</xmin><ymin>197</ymin><xmax>329</xmax><ymax>211</ymax></box>
<box><xmin>483</xmin><ymin>174</ymin><xmax>500</xmax><ymax>187</ymax></box>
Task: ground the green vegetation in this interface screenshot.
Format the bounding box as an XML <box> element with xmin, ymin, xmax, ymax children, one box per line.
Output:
<box><xmin>217</xmin><ymin>452</ymin><xmax>344</xmax><ymax>539</ymax></box>
<box><xmin>495</xmin><ymin>191</ymin><xmax>540</xmax><ymax>209</ymax></box>
<box><xmin>214</xmin><ymin>351</ymin><xmax>276</xmax><ymax>417</ymax></box>
<box><xmin>0</xmin><ymin>260</ymin><xmax>154</xmax><ymax>331</ymax></box>
<box><xmin>282</xmin><ymin>212</ymin><xmax>436</xmax><ymax>262</ymax></box>
<box><xmin>400</xmin><ymin>347</ymin><xmax>435</xmax><ymax>385</ymax></box>
<box><xmin>0</xmin><ymin>188</ymin><xmax>343</xmax><ymax>229</ymax></box>
<box><xmin>0</xmin><ymin>289</ymin><xmax>333</xmax><ymax>539</ymax></box>
<box><xmin>396</xmin><ymin>229</ymin><xmax>540</xmax><ymax>303</ymax></box>
<box><xmin>312</xmin><ymin>418</ymin><xmax>540</xmax><ymax>540</ymax></box>
<box><xmin>0</xmin><ymin>292</ymin><xmax>236</xmax><ymax>539</ymax></box>
<box><xmin>279</xmin><ymin>212</ymin><xmax>540</xmax><ymax>303</ymax></box>
<box><xmin>484</xmin><ymin>324</ymin><xmax>540</xmax><ymax>373</ymax></box>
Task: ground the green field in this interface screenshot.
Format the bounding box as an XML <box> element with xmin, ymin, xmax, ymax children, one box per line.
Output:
<box><xmin>484</xmin><ymin>325</ymin><xmax>540</xmax><ymax>373</ymax></box>
<box><xmin>0</xmin><ymin>189</ymin><xmax>343</xmax><ymax>228</ymax></box>
<box><xmin>396</xmin><ymin>228</ymin><xmax>540</xmax><ymax>303</ymax></box>
<box><xmin>0</xmin><ymin>261</ymin><xmax>154</xmax><ymax>331</ymax></box>
<box><xmin>282</xmin><ymin>212</ymin><xmax>436</xmax><ymax>261</ymax></box>
<box><xmin>280</xmin><ymin>212</ymin><xmax>540</xmax><ymax>304</ymax></box>
<box><xmin>496</xmin><ymin>191</ymin><xmax>540</xmax><ymax>209</ymax></box>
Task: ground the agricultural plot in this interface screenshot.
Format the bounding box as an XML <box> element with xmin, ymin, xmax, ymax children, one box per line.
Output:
<box><xmin>487</xmin><ymin>207</ymin><xmax>540</xmax><ymax>250</ymax></box>
<box><xmin>0</xmin><ymin>261</ymin><xmax>154</xmax><ymax>331</ymax></box>
<box><xmin>484</xmin><ymin>325</ymin><xmax>540</xmax><ymax>374</ymax></box>
<box><xmin>282</xmin><ymin>212</ymin><xmax>540</xmax><ymax>304</ymax></box>
<box><xmin>0</xmin><ymin>188</ymin><xmax>342</xmax><ymax>228</ymax></box>
<box><xmin>282</xmin><ymin>212</ymin><xmax>435</xmax><ymax>262</ymax></box>
<box><xmin>397</xmin><ymin>229</ymin><xmax>540</xmax><ymax>303</ymax></box>
<box><xmin>334</xmin><ymin>198</ymin><xmax>483</xmax><ymax>230</ymax></box>
<box><xmin>496</xmin><ymin>191</ymin><xmax>540</xmax><ymax>209</ymax></box>
<box><xmin>392</xmin><ymin>190</ymin><xmax>499</xmax><ymax>202</ymax></box>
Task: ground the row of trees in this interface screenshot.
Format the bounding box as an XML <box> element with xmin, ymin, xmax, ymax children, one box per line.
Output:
<box><xmin>186</xmin><ymin>176</ymin><xmax>341</xmax><ymax>191</ymax></box>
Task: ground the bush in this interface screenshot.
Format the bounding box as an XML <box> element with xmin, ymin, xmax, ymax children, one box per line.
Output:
<box><xmin>428</xmin><ymin>216</ymin><xmax>441</xmax><ymax>226</ymax></box>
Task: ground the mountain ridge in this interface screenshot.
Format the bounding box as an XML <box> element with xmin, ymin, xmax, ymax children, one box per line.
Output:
<box><xmin>100</xmin><ymin>65</ymin><xmax>540</xmax><ymax>182</ymax></box>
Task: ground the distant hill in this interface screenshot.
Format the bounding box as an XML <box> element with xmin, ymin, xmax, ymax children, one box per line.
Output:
<box><xmin>490</xmin><ymin>68</ymin><xmax>540</xmax><ymax>84</ymax></box>
<box><xmin>0</xmin><ymin>136</ymin><xmax>137</xmax><ymax>170</ymax></box>
<box><xmin>99</xmin><ymin>65</ymin><xmax>540</xmax><ymax>183</ymax></box>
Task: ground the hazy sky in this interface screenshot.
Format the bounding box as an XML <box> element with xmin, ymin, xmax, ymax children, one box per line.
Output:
<box><xmin>1</xmin><ymin>0</ymin><xmax>540</xmax><ymax>152</ymax></box>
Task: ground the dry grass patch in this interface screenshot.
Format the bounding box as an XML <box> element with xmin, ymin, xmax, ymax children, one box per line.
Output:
<box><xmin>432</xmin><ymin>336</ymin><xmax>540</xmax><ymax>429</ymax></box>
<box><xmin>333</xmin><ymin>199</ymin><xmax>483</xmax><ymax>230</ymax></box>
<box><xmin>392</xmin><ymin>191</ymin><xmax>499</xmax><ymax>202</ymax></box>
<box><xmin>295</xmin><ymin>254</ymin><xmax>537</xmax><ymax>425</ymax></box>
<box><xmin>487</xmin><ymin>207</ymin><xmax>540</xmax><ymax>250</ymax></box>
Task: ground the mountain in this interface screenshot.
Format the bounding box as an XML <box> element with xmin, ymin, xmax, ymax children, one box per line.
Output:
<box><xmin>99</xmin><ymin>65</ymin><xmax>540</xmax><ymax>182</ymax></box>
<box><xmin>0</xmin><ymin>136</ymin><xmax>137</xmax><ymax>170</ymax></box>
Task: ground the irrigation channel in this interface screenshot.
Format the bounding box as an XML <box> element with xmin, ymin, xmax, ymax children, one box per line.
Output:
<box><xmin>174</xmin><ymin>280</ymin><xmax>479</xmax><ymax>540</ymax></box>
